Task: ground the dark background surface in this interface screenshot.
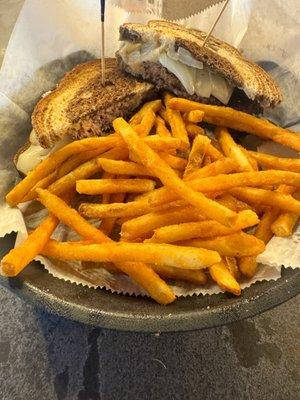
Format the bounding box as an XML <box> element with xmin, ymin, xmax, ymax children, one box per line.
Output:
<box><xmin>0</xmin><ymin>1</ymin><xmax>299</xmax><ymax>399</ymax></box>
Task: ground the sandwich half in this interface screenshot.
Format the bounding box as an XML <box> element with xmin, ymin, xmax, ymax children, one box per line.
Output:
<box><xmin>117</xmin><ymin>20</ymin><xmax>282</xmax><ymax>114</ymax></box>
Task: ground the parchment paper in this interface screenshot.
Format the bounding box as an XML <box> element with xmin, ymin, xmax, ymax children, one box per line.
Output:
<box><xmin>0</xmin><ymin>0</ymin><xmax>299</xmax><ymax>297</ymax></box>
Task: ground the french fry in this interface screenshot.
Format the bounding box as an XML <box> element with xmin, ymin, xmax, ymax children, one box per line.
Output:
<box><xmin>178</xmin><ymin>232</ymin><xmax>265</xmax><ymax>257</ymax></box>
<box><xmin>143</xmin><ymin>135</ymin><xmax>188</xmax><ymax>151</ymax></box>
<box><xmin>186</xmin><ymin>110</ymin><xmax>205</xmax><ymax>123</ymax></box>
<box><xmin>154</xmin><ymin>116</ymin><xmax>171</xmax><ymax>137</ymax></box>
<box><xmin>152</xmin><ymin>264</ymin><xmax>208</xmax><ymax>285</ymax></box>
<box><xmin>238</xmin><ymin>146</ymin><xmax>258</xmax><ymax>171</ymax></box>
<box><xmin>113</xmin><ymin>117</ymin><xmax>248</xmax><ymax>227</ymax></box>
<box><xmin>134</xmin><ymin>109</ymin><xmax>156</xmax><ymax>137</ymax></box>
<box><xmin>183</xmin><ymin>135</ymin><xmax>211</xmax><ymax>178</ymax></box>
<box><xmin>48</xmin><ymin>146</ymin><xmax>128</xmax><ymax>196</ymax></box>
<box><xmin>121</xmin><ymin>205</ymin><xmax>202</xmax><ymax>240</ymax></box>
<box><xmin>216</xmin><ymin>127</ymin><xmax>254</xmax><ymax>171</ymax></box>
<box><xmin>271</xmin><ymin>189</ymin><xmax>300</xmax><ymax>237</ymax></box>
<box><xmin>97</xmin><ymin>159</ymin><xmax>153</xmax><ymax>176</ymax></box>
<box><xmin>185</xmin><ymin>123</ymin><xmax>205</xmax><ymax>137</ymax></box>
<box><xmin>129</xmin><ymin>99</ymin><xmax>162</xmax><ymax>125</ymax></box>
<box><xmin>6</xmin><ymin>135</ymin><xmax>120</xmax><ymax>206</ymax></box>
<box><xmin>185</xmin><ymin>158</ymin><xmax>236</xmax><ymax>181</ymax></box>
<box><xmin>0</xmin><ymin>214</ymin><xmax>58</xmax><ymax>277</ymax></box>
<box><xmin>202</xmin><ymin>155</ymin><xmax>212</xmax><ymax>166</ymax></box>
<box><xmin>238</xmin><ymin>207</ymin><xmax>280</xmax><ymax>278</ymax></box>
<box><xmin>76</xmin><ymin>178</ymin><xmax>155</xmax><ymax>195</ymax></box>
<box><xmin>100</xmin><ymin>172</ymin><xmax>114</xmax><ymax>205</ymax></box>
<box><xmin>57</xmin><ymin>148</ymin><xmax>106</xmax><ymax>178</ymax></box>
<box><xmin>216</xmin><ymin>193</ymin><xmax>260</xmax><ymax>213</ymax></box>
<box><xmin>101</xmin><ymin>192</ymin><xmax>126</xmax><ymax>236</ymax></box>
<box><xmin>146</xmin><ymin>213</ymin><xmax>259</xmax><ymax>244</ymax></box>
<box><xmin>224</xmin><ymin>257</ymin><xmax>240</xmax><ymax>280</ymax></box>
<box><xmin>248</xmin><ymin>150</ymin><xmax>300</xmax><ymax>173</ymax></box>
<box><xmin>79</xmin><ymin>198</ymin><xmax>152</xmax><ymax>219</ymax></box>
<box><xmin>22</xmin><ymin>171</ymin><xmax>57</xmax><ymax>202</ymax></box>
<box><xmin>230</xmin><ymin>187</ymin><xmax>300</xmax><ymax>214</ymax></box>
<box><xmin>166</xmin><ymin>108</ymin><xmax>190</xmax><ymax>149</ymax></box>
<box><xmin>168</xmin><ymin>98</ymin><xmax>300</xmax><ymax>152</ymax></box>
<box><xmin>209</xmin><ymin>261</ymin><xmax>241</xmax><ymax>296</ymax></box>
<box><xmin>205</xmin><ymin>144</ymin><xmax>224</xmax><ymax>161</ymax></box>
<box><xmin>42</xmin><ymin>240</ymin><xmax>221</xmax><ymax>270</ymax></box>
<box><xmin>158</xmin><ymin>153</ymin><xmax>188</xmax><ymax>171</ymax></box>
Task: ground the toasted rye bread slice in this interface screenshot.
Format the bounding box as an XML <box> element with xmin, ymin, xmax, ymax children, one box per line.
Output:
<box><xmin>118</xmin><ymin>20</ymin><xmax>282</xmax><ymax>108</ymax></box>
<box><xmin>32</xmin><ymin>58</ymin><xmax>155</xmax><ymax>148</ymax></box>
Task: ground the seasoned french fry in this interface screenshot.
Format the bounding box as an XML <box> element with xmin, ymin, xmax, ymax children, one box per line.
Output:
<box><xmin>202</xmin><ymin>155</ymin><xmax>212</xmax><ymax>166</ymax></box>
<box><xmin>134</xmin><ymin>109</ymin><xmax>156</xmax><ymax>137</ymax></box>
<box><xmin>216</xmin><ymin>127</ymin><xmax>254</xmax><ymax>172</ymax></box>
<box><xmin>101</xmin><ymin>172</ymin><xmax>114</xmax><ymax>205</ymax></box>
<box><xmin>47</xmin><ymin>146</ymin><xmax>128</xmax><ymax>196</ymax></box>
<box><xmin>238</xmin><ymin>207</ymin><xmax>280</xmax><ymax>278</ymax></box>
<box><xmin>248</xmin><ymin>150</ymin><xmax>300</xmax><ymax>173</ymax></box>
<box><xmin>6</xmin><ymin>135</ymin><xmax>120</xmax><ymax>206</ymax></box>
<box><xmin>205</xmin><ymin>144</ymin><xmax>224</xmax><ymax>161</ymax></box>
<box><xmin>79</xmin><ymin>198</ymin><xmax>152</xmax><ymax>219</ymax></box>
<box><xmin>97</xmin><ymin>159</ymin><xmax>153</xmax><ymax>176</ymax></box>
<box><xmin>152</xmin><ymin>264</ymin><xmax>208</xmax><ymax>285</ymax></box>
<box><xmin>230</xmin><ymin>187</ymin><xmax>300</xmax><ymax>214</ymax></box>
<box><xmin>238</xmin><ymin>146</ymin><xmax>258</xmax><ymax>171</ymax></box>
<box><xmin>146</xmin><ymin>213</ymin><xmax>259</xmax><ymax>244</ymax></box>
<box><xmin>76</xmin><ymin>178</ymin><xmax>155</xmax><ymax>195</ymax></box>
<box><xmin>101</xmin><ymin>192</ymin><xmax>126</xmax><ymax>236</ymax></box>
<box><xmin>158</xmin><ymin>153</ymin><xmax>188</xmax><ymax>170</ymax></box>
<box><xmin>168</xmin><ymin>98</ymin><xmax>300</xmax><ymax>152</ymax></box>
<box><xmin>42</xmin><ymin>240</ymin><xmax>221</xmax><ymax>270</ymax></box>
<box><xmin>186</xmin><ymin>110</ymin><xmax>204</xmax><ymax>123</ymax></box>
<box><xmin>154</xmin><ymin>116</ymin><xmax>171</xmax><ymax>137</ymax></box>
<box><xmin>185</xmin><ymin>123</ymin><xmax>205</xmax><ymax>137</ymax></box>
<box><xmin>216</xmin><ymin>193</ymin><xmax>260</xmax><ymax>213</ymax></box>
<box><xmin>185</xmin><ymin>158</ymin><xmax>236</xmax><ymax>181</ymax></box>
<box><xmin>113</xmin><ymin>117</ymin><xmax>248</xmax><ymax>227</ymax></box>
<box><xmin>166</xmin><ymin>108</ymin><xmax>190</xmax><ymax>149</ymax></box>
<box><xmin>183</xmin><ymin>135</ymin><xmax>210</xmax><ymax>178</ymax></box>
<box><xmin>22</xmin><ymin>171</ymin><xmax>57</xmax><ymax>202</ymax></box>
<box><xmin>57</xmin><ymin>148</ymin><xmax>106</xmax><ymax>178</ymax></box>
<box><xmin>129</xmin><ymin>99</ymin><xmax>162</xmax><ymax>125</ymax></box>
<box><xmin>209</xmin><ymin>261</ymin><xmax>241</xmax><ymax>295</ymax></box>
<box><xmin>271</xmin><ymin>189</ymin><xmax>300</xmax><ymax>236</ymax></box>
<box><xmin>0</xmin><ymin>214</ymin><xmax>58</xmax><ymax>277</ymax></box>
<box><xmin>143</xmin><ymin>135</ymin><xmax>188</xmax><ymax>151</ymax></box>
<box><xmin>121</xmin><ymin>205</ymin><xmax>202</xmax><ymax>240</ymax></box>
<box><xmin>178</xmin><ymin>232</ymin><xmax>265</xmax><ymax>257</ymax></box>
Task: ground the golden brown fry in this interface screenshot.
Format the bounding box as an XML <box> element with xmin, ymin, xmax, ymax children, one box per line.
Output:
<box><xmin>185</xmin><ymin>158</ymin><xmax>236</xmax><ymax>181</ymax></box>
<box><xmin>76</xmin><ymin>178</ymin><xmax>155</xmax><ymax>195</ymax></box>
<box><xmin>22</xmin><ymin>171</ymin><xmax>57</xmax><ymax>202</ymax></box>
<box><xmin>248</xmin><ymin>151</ymin><xmax>300</xmax><ymax>173</ymax></box>
<box><xmin>158</xmin><ymin>153</ymin><xmax>188</xmax><ymax>171</ymax></box>
<box><xmin>97</xmin><ymin>159</ymin><xmax>153</xmax><ymax>176</ymax></box>
<box><xmin>146</xmin><ymin>213</ymin><xmax>259</xmax><ymax>243</ymax></box>
<box><xmin>152</xmin><ymin>264</ymin><xmax>207</xmax><ymax>285</ymax></box>
<box><xmin>134</xmin><ymin>109</ymin><xmax>156</xmax><ymax>137</ymax></box>
<box><xmin>216</xmin><ymin>127</ymin><xmax>254</xmax><ymax>172</ymax></box>
<box><xmin>216</xmin><ymin>193</ymin><xmax>260</xmax><ymax>213</ymax></box>
<box><xmin>238</xmin><ymin>146</ymin><xmax>258</xmax><ymax>171</ymax></box>
<box><xmin>166</xmin><ymin>108</ymin><xmax>190</xmax><ymax>149</ymax></box>
<box><xmin>48</xmin><ymin>146</ymin><xmax>128</xmax><ymax>196</ymax></box>
<box><xmin>205</xmin><ymin>144</ymin><xmax>224</xmax><ymax>161</ymax></box>
<box><xmin>186</xmin><ymin>110</ymin><xmax>204</xmax><ymax>123</ymax></box>
<box><xmin>154</xmin><ymin>116</ymin><xmax>171</xmax><ymax>137</ymax></box>
<box><xmin>178</xmin><ymin>232</ymin><xmax>265</xmax><ymax>257</ymax></box>
<box><xmin>57</xmin><ymin>148</ymin><xmax>105</xmax><ymax>178</ymax></box>
<box><xmin>209</xmin><ymin>261</ymin><xmax>241</xmax><ymax>296</ymax></box>
<box><xmin>271</xmin><ymin>189</ymin><xmax>300</xmax><ymax>237</ymax></box>
<box><xmin>129</xmin><ymin>99</ymin><xmax>162</xmax><ymax>125</ymax></box>
<box><xmin>183</xmin><ymin>135</ymin><xmax>211</xmax><ymax>178</ymax></box>
<box><xmin>42</xmin><ymin>240</ymin><xmax>221</xmax><ymax>270</ymax></box>
<box><xmin>202</xmin><ymin>155</ymin><xmax>212</xmax><ymax>166</ymax></box>
<box><xmin>224</xmin><ymin>257</ymin><xmax>240</xmax><ymax>280</ymax></box>
<box><xmin>143</xmin><ymin>135</ymin><xmax>188</xmax><ymax>151</ymax></box>
<box><xmin>113</xmin><ymin>117</ymin><xmax>246</xmax><ymax>227</ymax></box>
<box><xmin>230</xmin><ymin>187</ymin><xmax>300</xmax><ymax>214</ymax></box>
<box><xmin>168</xmin><ymin>98</ymin><xmax>300</xmax><ymax>152</ymax></box>
<box><xmin>101</xmin><ymin>192</ymin><xmax>126</xmax><ymax>236</ymax></box>
<box><xmin>185</xmin><ymin>123</ymin><xmax>205</xmax><ymax>137</ymax></box>
<box><xmin>0</xmin><ymin>214</ymin><xmax>58</xmax><ymax>277</ymax></box>
<box><xmin>6</xmin><ymin>135</ymin><xmax>120</xmax><ymax>206</ymax></box>
<box><xmin>121</xmin><ymin>205</ymin><xmax>202</xmax><ymax>240</ymax></box>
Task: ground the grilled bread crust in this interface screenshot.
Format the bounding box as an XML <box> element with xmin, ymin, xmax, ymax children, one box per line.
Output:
<box><xmin>32</xmin><ymin>58</ymin><xmax>155</xmax><ymax>148</ymax></box>
<box><xmin>118</xmin><ymin>20</ymin><xmax>282</xmax><ymax>109</ymax></box>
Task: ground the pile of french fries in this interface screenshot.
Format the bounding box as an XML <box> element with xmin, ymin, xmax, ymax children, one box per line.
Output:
<box><xmin>1</xmin><ymin>93</ymin><xmax>300</xmax><ymax>305</ymax></box>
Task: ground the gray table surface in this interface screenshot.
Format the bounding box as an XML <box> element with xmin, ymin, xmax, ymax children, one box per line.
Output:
<box><xmin>0</xmin><ymin>1</ymin><xmax>299</xmax><ymax>399</ymax></box>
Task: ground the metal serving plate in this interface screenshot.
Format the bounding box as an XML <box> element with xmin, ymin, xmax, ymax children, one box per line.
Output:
<box><xmin>1</xmin><ymin>233</ymin><xmax>299</xmax><ymax>332</ymax></box>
